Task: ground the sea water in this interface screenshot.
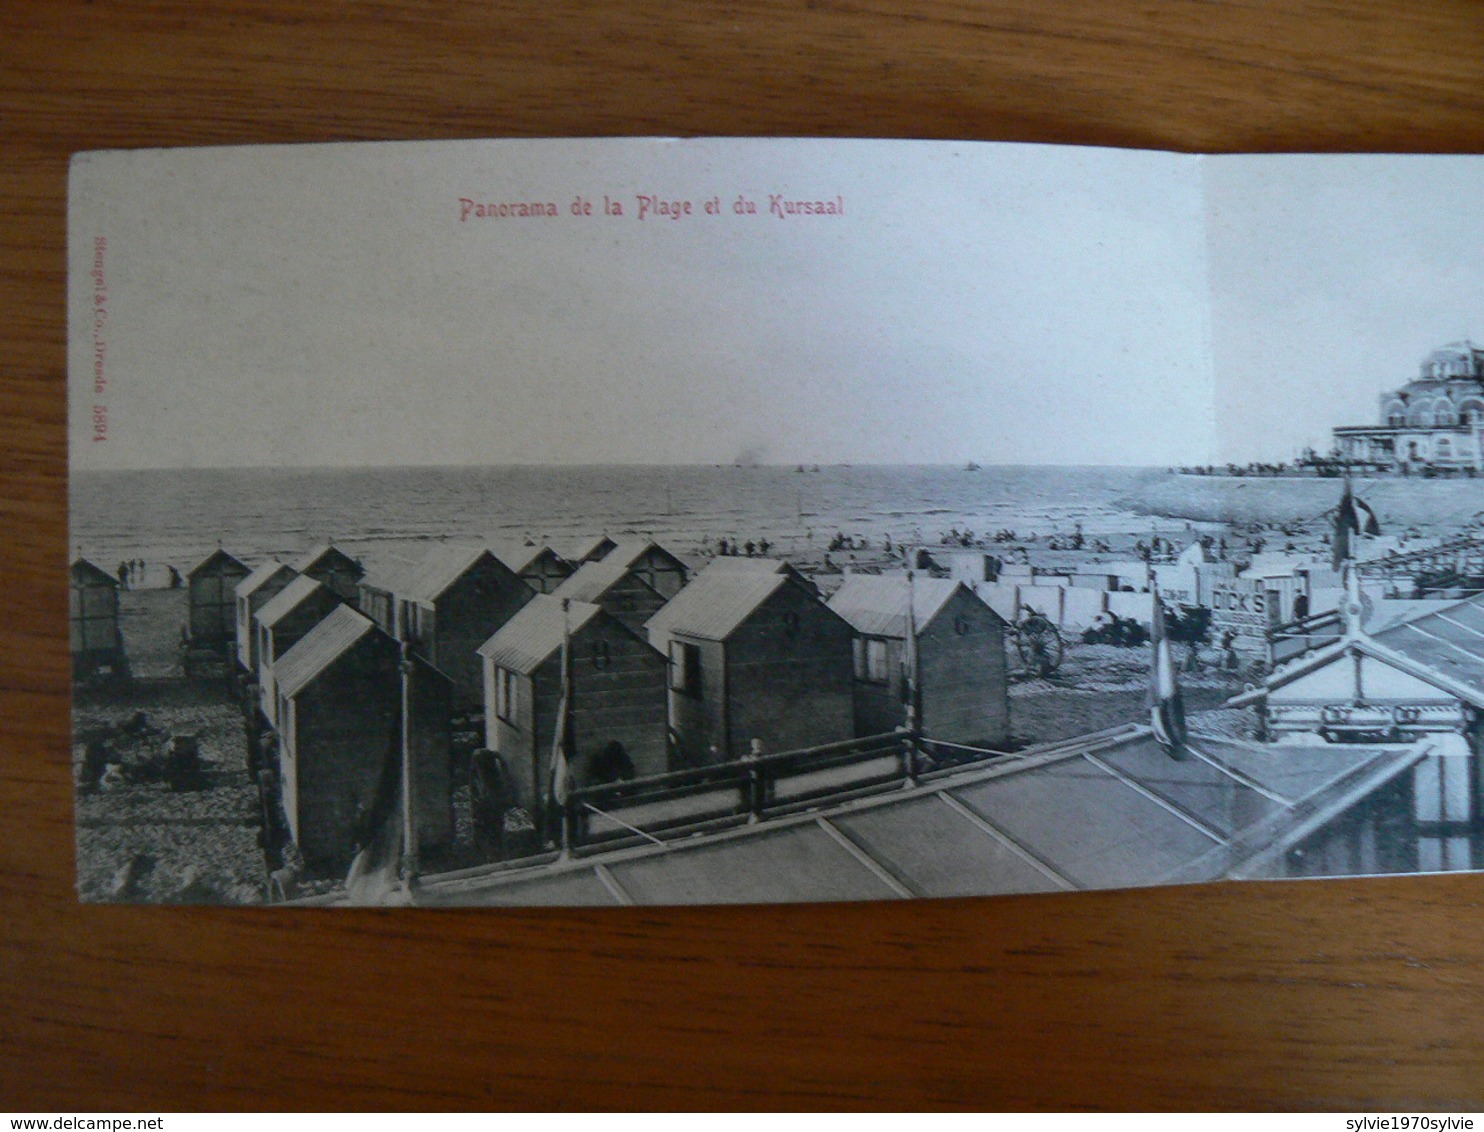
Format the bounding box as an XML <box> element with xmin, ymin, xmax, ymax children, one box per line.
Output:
<box><xmin>70</xmin><ymin>463</ymin><xmax>1176</xmax><ymax>578</ymax></box>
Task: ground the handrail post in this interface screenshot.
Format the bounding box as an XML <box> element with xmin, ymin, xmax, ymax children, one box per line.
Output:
<box><xmin>559</xmin><ymin>794</ymin><xmax>574</xmax><ymax>856</ymax></box>
<box><xmin>900</xmin><ymin>725</ymin><xmax>918</xmax><ymax>786</ymax></box>
<box><xmin>745</xmin><ymin>737</ymin><xmax>764</xmax><ymax>822</ymax></box>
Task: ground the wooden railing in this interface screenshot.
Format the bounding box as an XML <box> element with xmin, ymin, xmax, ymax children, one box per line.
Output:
<box><xmin>562</xmin><ymin>731</ymin><xmax>913</xmax><ymax>852</ymax></box>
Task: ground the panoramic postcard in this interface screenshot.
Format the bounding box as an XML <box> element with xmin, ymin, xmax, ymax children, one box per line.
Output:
<box><xmin>67</xmin><ymin>138</ymin><xmax>1484</xmax><ymax>905</ymax></box>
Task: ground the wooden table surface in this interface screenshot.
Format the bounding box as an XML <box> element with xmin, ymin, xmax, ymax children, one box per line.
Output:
<box><xmin>4</xmin><ymin>0</ymin><xmax>1484</xmax><ymax>1111</ymax></box>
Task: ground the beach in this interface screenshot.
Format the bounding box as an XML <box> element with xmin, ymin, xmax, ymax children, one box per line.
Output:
<box><xmin>69</xmin><ymin>464</ymin><xmax>1477</xmax><ymax>903</ymax></box>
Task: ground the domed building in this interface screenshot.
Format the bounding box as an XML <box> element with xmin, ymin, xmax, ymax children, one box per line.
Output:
<box><xmin>1333</xmin><ymin>341</ymin><xmax>1484</xmax><ymax>470</ymax></box>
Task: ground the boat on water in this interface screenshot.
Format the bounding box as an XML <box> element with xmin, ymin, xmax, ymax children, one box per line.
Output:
<box><xmin>964</xmin><ymin>461</ymin><xmax>982</xmax><ymax>472</ymax></box>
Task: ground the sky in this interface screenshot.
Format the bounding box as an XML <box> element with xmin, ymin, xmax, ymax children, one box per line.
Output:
<box><xmin>1207</xmin><ymin>154</ymin><xmax>1484</xmax><ymax>464</ymax></box>
<box><xmin>67</xmin><ymin>138</ymin><xmax>1484</xmax><ymax>471</ymax></box>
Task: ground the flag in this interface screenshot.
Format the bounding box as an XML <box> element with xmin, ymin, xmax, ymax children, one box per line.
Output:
<box><xmin>1332</xmin><ymin>477</ymin><xmax>1381</xmax><ymax>571</ymax></box>
<box><xmin>549</xmin><ymin>700</ymin><xmax>572</xmax><ymax>809</ymax></box>
<box><xmin>1150</xmin><ymin>590</ymin><xmax>1188</xmax><ymax>761</ymax></box>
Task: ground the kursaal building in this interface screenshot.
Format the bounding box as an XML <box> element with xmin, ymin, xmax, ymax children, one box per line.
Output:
<box><xmin>1334</xmin><ymin>341</ymin><xmax>1484</xmax><ymax>470</ymax></box>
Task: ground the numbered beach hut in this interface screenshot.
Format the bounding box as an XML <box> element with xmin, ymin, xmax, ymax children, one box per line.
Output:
<box><xmin>827</xmin><ymin>575</ymin><xmax>1010</xmax><ymax>748</ymax></box>
<box><xmin>70</xmin><ymin>557</ymin><xmax>126</xmax><ymax>679</ymax></box>
<box><xmin>187</xmin><ymin>548</ymin><xmax>250</xmax><ymax>650</ymax></box>
<box><xmin>272</xmin><ymin>605</ymin><xmax>452</xmax><ymax>870</ymax></box>
<box><xmin>644</xmin><ymin>571</ymin><xmax>856</xmax><ymax>765</ymax></box>
<box><xmin>492</xmin><ymin>541</ymin><xmax>574</xmax><ymax>595</ymax></box>
<box><xmin>256</xmin><ymin>575</ymin><xmax>343</xmax><ymax>726</ymax></box>
<box><xmin>291</xmin><ymin>543</ymin><xmax>365</xmax><ymax>605</ymax></box>
<box><xmin>370</xmin><ymin>544</ymin><xmax>535</xmax><ymax>708</ymax></box>
<box><xmin>234</xmin><ymin>560</ymin><xmax>299</xmax><ymax>673</ymax></box>
<box><xmin>477</xmin><ymin>595</ymin><xmax>669</xmax><ymax>811</ymax></box>
<box><xmin>551</xmin><ymin>556</ymin><xmax>669</xmax><ymax>638</ymax></box>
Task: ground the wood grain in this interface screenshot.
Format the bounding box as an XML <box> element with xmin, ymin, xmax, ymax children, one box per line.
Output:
<box><xmin>4</xmin><ymin>0</ymin><xmax>1484</xmax><ymax>1110</ymax></box>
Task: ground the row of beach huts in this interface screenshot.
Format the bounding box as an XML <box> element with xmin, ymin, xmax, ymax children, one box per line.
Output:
<box><xmin>71</xmin><ymin>535</ymin><xmax>1012</xmax><ymax>873</ymax></box>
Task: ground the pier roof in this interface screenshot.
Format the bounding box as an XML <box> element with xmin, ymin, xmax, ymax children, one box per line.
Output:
<box><xmin>1229</xmin><ymin>621</ymin><xmax>1484</xmax><ymax>711</ymax></box>
<box><xmin>411</xmin><ymin>728</ymin><xmax>1427</xmax><ymax>907</ymax></box>
<box><xmin>1372</xmin><ymin>592</ymin><xmax>1484</xmax><ymax>694</ymax></box>
<box><xmin>275</xmin><ymin>606</ymin><xmax>378</xmax><ymax>699</ymax></box>
<box><xmin>644</xmin><ymin>571</ymin><xmax>791</xmax><ymax>643</ymax></box>
<box><xmin>827</xmin><ymin>576</ymin><xmax>978</xmax><ymax>639</ymax></box>
<box><xmin>476</xmin><ymin>594</ymin><xmax>604</xmax><ymax>675</ymax></box>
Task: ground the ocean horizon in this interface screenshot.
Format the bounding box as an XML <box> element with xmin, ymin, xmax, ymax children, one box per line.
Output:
<box><xmin>69</xmin><ymin>463</ymin><xmax>1182</xmax><ymax>577</ymax></box>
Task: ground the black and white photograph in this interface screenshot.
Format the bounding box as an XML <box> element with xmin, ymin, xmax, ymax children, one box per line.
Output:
<box><xmin>67</xmin><ymin>137</ymin><xmax>1484</xmax><ymax>907</ymax></box>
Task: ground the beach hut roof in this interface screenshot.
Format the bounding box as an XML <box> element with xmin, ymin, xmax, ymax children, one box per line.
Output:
<box><xmin>568</xmin><ymin>534</ymin><xmax>619</xmax><ymax>563</ymax></box>
<box><xmin>697</xmin><ymin>556</ymin><xmax>816</xmax><ymax>592</ymax></box>
<box><xmin>477</xmin><ymin>595</ymin><xmax>604</xmax><ymax>675</ymax></box>
<box><xmin>275</xmin><ymin>606</ymin><xmax>378</xmax><ymax>700</ymax></box>
<box><xmin>390</xmin><ymin>544</ymin><xmax>496</xmax><ymax>605</ymax></box>
<box><xmin>291</xmin><ymin>543</ymin><xmax>362</xmax><ymax>576</ymax></box>
<box><xmin>827</xmin><ymin>576</ymin><xmax>981</xmax><ymax>639</ymax></box>
<box><xmin>644</xmin><ymin>572</ymin><xmax>792</xmax><ymax>643</ymax></box>
<box><xmin>70</xmin><ymin>558</ymin><xmax>118</xmax><ymax>588</ymax></box>
<box><xmin>698</xmin><ymin>556</ymin><xmax>792</xmax><ymax>575</ymax></box>
<box><xmin>257</xmin><ymin>575</ymin><xmax>330</xmax><ymax>630</ymax></box>
<box><xmin>551</xmin><ymin>558</ymin><xmax>646</xmax><ymax>604</ymax></box>
<box><xmin>491</xmin><ymin>541</ymin><xmax>567</xmax><ymax>575</ymax></box>
<box><xmin>604</xmin><ymin>537</ymin><xmax>685</xmax><ymax>570</ymax></box>
<box><xmin>188</xmin><ymin>548</ymin><xmax>249</xmax><ymax>579</ymax></box>
<box><xmin>235</xmin><ymin>560</ymin><xmax>297</xmax><ymax>599</ymax></box>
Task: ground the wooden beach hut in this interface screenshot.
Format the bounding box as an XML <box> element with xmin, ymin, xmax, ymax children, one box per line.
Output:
<box><xmin>477</xmin><ymin>595</ymin><xmax>669</xmax><ymax>812</ymax></box>
<box><xmin>291</xmin><ymin>543</ymin><xmax>365</xmax><ymax>605</ymax></box>
<box><xmin>603</xmin><ymin>537</ymin><xmax>691</xmax><ymax>600</ymax></box>
<box><xmin>356</xmin><ymin>571</ymin><xmax>399</xmax><ymax>638</ymax></box>
<box><xmin>379</xmin><ymin>544</ymin><xmax>535</xmax><ymax>708</ymax></box>
<box><xmin>827</xmin><ymin>576</ymin><xmax>1010</xmax><ymax>747</ymax></box>
<box><xmin>551</xmin><ymin>557</ymin><xmax>669</xmax><ymax>638</ymax></box>
<box><xmin>645</xmin><ymin>572</ymin><xmax>856</xmax><ymax>765</ymax></box>
<box><xmin>273</xmin><ymin>605</ymin><xmax>453</xmax><ymax>870</ymax></box>
<box><xmin>256</xmin><ymin>575</ymin><xmax>343</xmax><ymax>726</ymax></box>
<box><xmin>187</xmin><ymin>548</ymin><xmax>250</xmax><ymax>650</ymax></box>
<box><xmin>492</xmin><ymin>541</ymin><xmax>574</xmax><ymax>595</ymax></box>
<box><xmin>70</xmin><ymin>557</ymin><xmax>126</xmax><ymax>679</ymax></box>
<box><xmin>234</xmin><ymin>561</ymin><xmax>299</xmax><ymax>673</ymax></box>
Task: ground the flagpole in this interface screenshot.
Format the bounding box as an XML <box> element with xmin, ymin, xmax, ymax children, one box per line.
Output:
<box><xmin>903</xmin><ymin>571</ymin><xmax>919</xmax><ymax>781</ymax></box>
<box><xmin>552</xmin><ymin>598</ymin><xmax>574</xmax><ymax>856</ymax></box>
<box><xmin>399</xmin><ymin>637</ymin><xmax>418</xmax><ymax>894</ymax></box>
<box><xmin>1150</xmin><ymin>580</ymin><xmax>1188</xmax><ymax>761</ymax></box>
<box><xmin>904</xmin><ymin>571</ymin><xmax>918</xmax><ymax>736</ymax></box>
